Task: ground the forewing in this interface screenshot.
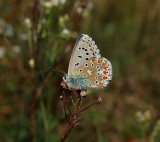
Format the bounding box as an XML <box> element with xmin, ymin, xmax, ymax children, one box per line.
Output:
<box><xmin>72</xmin><ymin>57</ymin><xmax>112</xmax><ymax>89</ymax></box>
<box><xmin>68</xmin><ymin>34</ymin><xmax>101</xmax><ymax>76</ymax></box>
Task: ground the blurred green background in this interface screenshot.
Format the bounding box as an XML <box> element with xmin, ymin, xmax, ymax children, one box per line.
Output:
<box><xmin>0</xmin><ymin>0</ymin><xmax>160</xmax><ymax>142</ymax></box>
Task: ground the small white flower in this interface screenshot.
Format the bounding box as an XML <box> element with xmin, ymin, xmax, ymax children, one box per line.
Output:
<box><xmin>136</xmin><ymin>111</ymin><xmax>143</xmax><ymax>118</ymax></box>
<box><xmin>60</xmin><ymin>28</ymin><xmax>71</xmax><ymax>39</ymax></box>
<box><xmin>144</xmin><ymin>110</ymin><xmax>151</xmax><ymax>120</ymax></box>
<box><xmin>43</xmin><ymin>1</ymin><xmax>54</xmax><ymax>9</ymax></box>
<box><xmin>77</xmin><ymin>7</ymin><xmax>83</xmax><ymax>14</ymax></box>
<box><xmin>13</xmin><ymin>45</ymin><xmax>21</xmax><ymax>53</ymax></box>
<box><xmin>61</xmin><ymin>28</ymin><xmax>70</xmax><ymax>35</ymax></box>
<box><xmin>24</xmin><ymin>18</ymin><xmax>31</xmax><ymax>29</ymax></box>
<box><xmin>60</xmin><ymin>0</ymin><xmax>66</xmax><ymax>4</ymax></box>
<box><xmin>19</xmin><ymin>33</ymin><xmax>28</xmax><ymax>40</ymax></box>
<box><xmin>136</xmin><ymin>111</ymin><xmax>145</xmax><ymax>122</ymax></box>
<box><xmin>28</xmin><ymin>58</ymin><xmax>35</xmax><ymax>69</ymax></box>
<box><xmin>51</xmin><ymin>0</ymin><xmax>66</xmax><ymax>6</ymax></box>
<box><xmin>5</xmin><ymin>25</ymin><xmax>14</xmax><ymax>37</ymax></box>
<box><xmin>0</xmin><ymin>47</ymin><xmax>6</xmax><ymax>59</ymax></box>
<box><xmin>0</xmin><ymin>19</ymin><xmax>14</xmax><ymax>37</ymax></box>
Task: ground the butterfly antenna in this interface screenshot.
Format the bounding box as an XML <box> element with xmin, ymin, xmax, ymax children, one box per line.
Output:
<box><xmin>49</xmin><ymin>66</ymin><xmax>66</xmax><ymax>75</ymax></box>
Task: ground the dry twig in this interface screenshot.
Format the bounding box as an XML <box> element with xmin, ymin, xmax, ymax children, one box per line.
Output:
<box><xmin>60</xmin><ymin>82</ymin><xmax>102</xmax><ymax>142</ymax></box>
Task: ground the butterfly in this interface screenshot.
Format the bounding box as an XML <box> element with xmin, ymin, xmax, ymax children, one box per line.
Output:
<box><xmin>63</xmin><ymin>34</ymin><xmax>112</xmax><ymax>90</ymax></box>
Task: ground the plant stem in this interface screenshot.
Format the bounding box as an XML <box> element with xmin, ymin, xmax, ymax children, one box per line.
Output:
<box><xmin>30</xmin><ymin>0</ymin><xmax>41</xmax><ymax>141</ymax></box>
<box><xmin>60</xmin><ymin>124</ymin><xmax>75</xmax><ymax>142</ymax></box>
<box><xmin>60</xmin><ymin>88</ymin><xmax>102</xmax><ymax>142</ymax></box>
<box><xmin>78</xmin><ymin>102</ymin><xmax>96</xmax><ymax>114</ymax></box>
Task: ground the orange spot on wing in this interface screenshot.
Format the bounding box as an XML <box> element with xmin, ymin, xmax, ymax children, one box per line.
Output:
<box><xmin>97</xmin><ymin>85</ymin><xmax>100</xmax><ymax>87</ymax></box>
<box><xmin>92</xmin><ymin>59</ymin><xmax>96</xmax><ymax>62</ymax></box>
<box><xmin>103</xmin><ymin>76</ymin><xmax>107</xmax><ymax>80</ymax></box>
<box><xmin>102</xmin><ymin>63</ymin><xmax>106</xmax><ymax>66</ymax></box>
<box><xmin>98</xmin><ymin>59</ymin><xmax>101</xmax><ymax>63</ymax></box>
<box><xmin>104</xmin><ymin>67</ymin><xmax>107</xmax><ymax>69</ymax></box>
<box><xmin>104</xmin><ymin>71</ymin><xmax>107</xmax><ymax>74</ymax></box>
<box><xmin>99</xmin><ymin>83</ymin><xmax>103</xmax><ymax>86</ymax></box>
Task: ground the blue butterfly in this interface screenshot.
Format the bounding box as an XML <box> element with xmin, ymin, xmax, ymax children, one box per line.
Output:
<box><xmin>63</xmin><ymin>34</ymin><xmax>112</xmax><ymax>90</ymax></box>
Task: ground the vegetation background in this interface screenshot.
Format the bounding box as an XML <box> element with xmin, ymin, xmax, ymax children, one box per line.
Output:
<box><xmin>0</xmin><ymin>0</ymin><xmax>160</xmax><ymax>142</ymax></box>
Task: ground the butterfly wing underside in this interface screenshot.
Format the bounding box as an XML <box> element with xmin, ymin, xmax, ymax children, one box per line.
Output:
<box><xmin>68</xmin><ymin>34</ymin><xmax>101</xmax><ymax>76</ymax></box>
<box><xmin>72</xmin><ymin>57</ymin><xmax>112</xmax><ymax>89</ymax></box>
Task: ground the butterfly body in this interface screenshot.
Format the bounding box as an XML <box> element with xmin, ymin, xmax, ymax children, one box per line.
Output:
<box><xmin>63</xmin><ymin>74</ymin><xmax>89</xmax><ymax>90</ymax></box>
<box><xmin>63</xmin><ymin>34</ymin><xmax>112</xmax><ymax>90</ymax></box>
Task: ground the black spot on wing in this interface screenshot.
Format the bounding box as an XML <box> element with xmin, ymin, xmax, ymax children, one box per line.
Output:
<box><xmin>78</xmin><ymin>56</ymin><xmax>82</xmax><ymax>58</ymax></box>
<box><xmin>75</xmin><ymin>63</ymin><xmax>79</xmax><ymax>66</ymax></box>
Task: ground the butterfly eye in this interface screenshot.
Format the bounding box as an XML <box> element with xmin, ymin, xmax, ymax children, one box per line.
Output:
<box><xmin>63</xmin><ymin>76</ymin><xmax>67</xmax><ymax>81</ymax></box>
